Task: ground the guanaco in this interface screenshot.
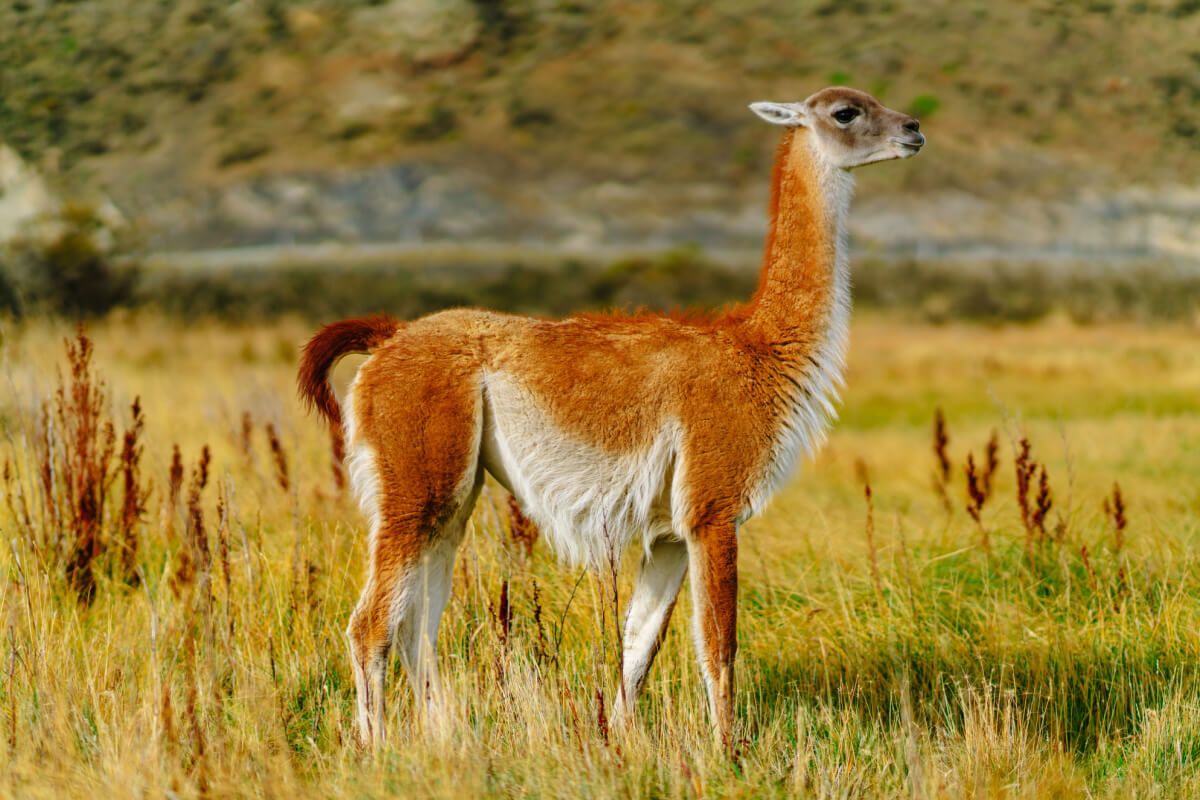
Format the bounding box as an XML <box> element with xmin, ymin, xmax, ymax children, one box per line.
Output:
<box><xmin>298</xmin><ymin>86</ymin><xmax>924</xmax><ymax>748</ymax></box>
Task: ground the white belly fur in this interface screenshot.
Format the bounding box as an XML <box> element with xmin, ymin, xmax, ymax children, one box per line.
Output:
<box><xmin>480</xmin><ymin>371</ymin><xmax>682</xmax><ymax>568</ymax></box>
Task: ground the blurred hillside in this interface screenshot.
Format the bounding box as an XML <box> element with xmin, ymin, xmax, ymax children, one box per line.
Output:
<box><xmin>2</xmin><ymin>0</ymin><xmax>1200</xmax><ymax>259</ymax></box>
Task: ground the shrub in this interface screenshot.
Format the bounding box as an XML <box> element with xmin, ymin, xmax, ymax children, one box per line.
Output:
<box><xmin>2</xmin><ymin>203</ymin><xmax>138</xmax><ymax>318</ymax></box>
<box><xmin>907</xmin><ymin>94</ymin><xmax>941</xmax><ymax>117</ymax></box>
<box><xmin>2</xmin><ymin>326</ymin><xmax>148</xmax><ymax>604</ymax></box>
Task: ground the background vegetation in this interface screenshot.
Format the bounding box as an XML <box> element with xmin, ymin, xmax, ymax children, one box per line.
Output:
<box><xmin>4</xmin><ymin>230</ymin><xmax>1199</xmax><ymax>324</ymax></box>
<box><xmin>2</xmin><ymin>314</ymin><xmax>1199</xmax><ymax>797</ymax></box>
<box><xmin>2</xmin><ymin>0</ymin><xmax>1198</xmax><ymax>192</ymax></box>
<box><xmin>2</xmin><ymin>0</ymin><xmax>1197</xmax><ymax>326</ymax></box>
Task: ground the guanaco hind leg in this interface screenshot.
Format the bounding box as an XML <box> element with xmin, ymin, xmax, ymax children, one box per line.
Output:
<box><xmin>393</xmin><ymin>496</ymin><xmax>478</xmax><ymax>726</ymax></box>
<box><xmin>346</xmin><ymin>568</ymin><xmax>391</xmax><ymax>749</ymax></box>
<box><xmin>614</xmin><ymin>537</ymin><xmax>689</xmax><ymax>723</ymax></box>
<box><xmin>345</xmin><ymin>492</ymin><xmax>479</xmax><ymax>748</ymax></box>
<box><xmin>343</xmin><ymin>341</ymin><xmax>483</xmax><ymax>748</ymax></box>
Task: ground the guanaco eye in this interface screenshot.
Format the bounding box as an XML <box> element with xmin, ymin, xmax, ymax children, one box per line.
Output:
<box><xmin>832</xmin><ymin>108</ymin><xmax>859</xmax><ymax>124</ymax></box>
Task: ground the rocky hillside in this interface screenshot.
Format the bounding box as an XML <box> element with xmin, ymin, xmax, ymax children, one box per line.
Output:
<box><xmin>2</xmin><ymin>0</ymin><xmax>1199</xmax><ymax>260</ymax></box>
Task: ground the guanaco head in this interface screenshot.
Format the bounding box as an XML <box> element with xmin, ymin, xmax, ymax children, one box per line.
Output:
<box><xmin>749</xmin><ymin>87</ymin><xmax>924</xmax><ymax>169</ymax></box>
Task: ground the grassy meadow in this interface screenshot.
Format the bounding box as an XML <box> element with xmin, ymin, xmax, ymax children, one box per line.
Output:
<box><xmin>2</xmin><ymin>312</ymin><xmax>1200</xmax><ymax>798</ymax></box>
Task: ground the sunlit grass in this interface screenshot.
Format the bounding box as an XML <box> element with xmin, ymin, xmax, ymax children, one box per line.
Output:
<box><xmin>2</xmin><ymin>313</ymin><xmax>1200</xmax><ymax>798</ymax></box>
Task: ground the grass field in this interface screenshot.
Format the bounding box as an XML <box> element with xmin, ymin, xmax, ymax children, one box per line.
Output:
<box><xmin>2</xmin><ymin>312</ymin><xmax>1200</xmax><ymax>798</ymax></box>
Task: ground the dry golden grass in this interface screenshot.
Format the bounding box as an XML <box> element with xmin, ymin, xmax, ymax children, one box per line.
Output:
<box><xmin>2</xmin><ymin>312</ymin><xmax>1200</xmax><ymax>798</ymax></box>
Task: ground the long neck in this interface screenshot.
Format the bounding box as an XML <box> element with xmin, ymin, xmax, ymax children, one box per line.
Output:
<box><xmin>745</xmin><ymin>128</ymin><xmax>853</xmax><ymax>350</ymax></box>
<box><xmin>736</xmin><ymin>128</ymin><xmax>856</xmax><ymax>513</ymax></box>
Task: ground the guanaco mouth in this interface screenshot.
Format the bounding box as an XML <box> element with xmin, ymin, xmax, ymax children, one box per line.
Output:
<box><xmin>890</xmin><ymin>134</ymin><xmax>926</xmax><ymax>149</ymax></box>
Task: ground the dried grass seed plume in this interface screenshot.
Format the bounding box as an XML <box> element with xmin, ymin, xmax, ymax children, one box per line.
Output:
<box><xmin>265</xmin><ymin>422</ymin><xmax>290</xmax><ymax>492</ymax></box>
<box><xmin>1014</xmin><ymin>438</ymin><xmax>1036</xmax><ymax>547</ymax></box>
<box><xmin>507</xmin><ymin>493</ymin><xmax>539</xmax><ymax>560</ymax></box>
<box><xmin>860</xmin><ymin>464</ymin><xmax>882</xmax><ymax>601</ymax></box>
<box><xmin>931</xmin><ymin>408</ymin><xmax>953</xmax><ymax>513</ymax></box>
<box><xmin>1104</xmin><ymin>482</ymin><xmax>1128</xmax><ymax>553</ymax></box>
<box><xmin>964</xmin><ymin>452</ymin><xmax>989</xmax><ymax>553</ymax></box>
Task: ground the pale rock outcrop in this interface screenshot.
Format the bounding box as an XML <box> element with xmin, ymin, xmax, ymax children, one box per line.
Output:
<box><xmin>348</xmin><ymin>0</ymin><xmax>480</xmax><ymax>64</ymax></box>
<box><xmin>0</xmin><ymin>143</ymin><xmax>59</xmax><ymax>248</ymax></box>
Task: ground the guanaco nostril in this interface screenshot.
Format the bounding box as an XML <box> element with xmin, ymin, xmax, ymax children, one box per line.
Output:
<box><xmin>903</xmin><ymin>118</ymin><xmax>920</xmax><ymax>132</ymax></box>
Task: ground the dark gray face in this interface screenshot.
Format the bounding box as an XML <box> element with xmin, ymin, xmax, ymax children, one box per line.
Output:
<box><xmin>750</xmin><ymin>86</ymin><xmax>925</xmax><ymax>168</ymax></box>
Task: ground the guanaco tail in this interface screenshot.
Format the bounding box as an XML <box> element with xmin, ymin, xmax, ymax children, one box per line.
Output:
<box><xmin>298</xmin><ymin>87</ymin><xmax>924</xmax><ymax>748</ymax></box>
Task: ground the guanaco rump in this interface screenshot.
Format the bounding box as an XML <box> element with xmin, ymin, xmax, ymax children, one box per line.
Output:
<box><xmin>299</xmin><ymin>87</ymin><xmax>924</xmax><ymax>748</ymax></box>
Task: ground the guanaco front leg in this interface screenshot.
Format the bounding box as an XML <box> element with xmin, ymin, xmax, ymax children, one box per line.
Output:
<box><xmin>614</xmin><ymin>537</ymin><xmax>689</xmax><ymax>724</ymax></box>
<box><xmin>687</xmin><ymin>523</ymin><xmax>738</xmax><ymax>747</ymax></box>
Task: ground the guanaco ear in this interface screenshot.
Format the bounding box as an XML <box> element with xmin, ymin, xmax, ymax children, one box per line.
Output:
<box><xmin>748</xmin><ymin>101</ymin><xmax>808</xmax><ymax>127</ymax></box>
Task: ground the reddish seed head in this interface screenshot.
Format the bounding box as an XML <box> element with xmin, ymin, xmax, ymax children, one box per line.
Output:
<box><xmin>932</xmin><ymin>409</ymin><xmax>951</xmax><ymax>483</ymax></box>
<box><xmin>265</xmin><ymin>423</ymin><xmax>290</xmax><ymax>492</ymax></box>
